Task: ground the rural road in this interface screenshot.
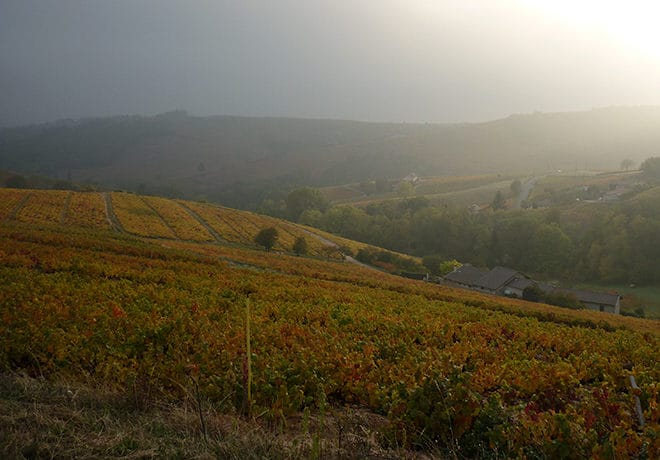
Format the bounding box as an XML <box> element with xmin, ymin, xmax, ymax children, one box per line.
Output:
<box><xmin>513</xmin><ymin>176</ymin><xmax>541</xmax><ymax>209</ymax></box>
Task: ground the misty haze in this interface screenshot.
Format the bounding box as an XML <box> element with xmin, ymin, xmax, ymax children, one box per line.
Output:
<box><xmin>1</xmin><ymin>1</ymin><xmax>659</xmax><ymax>458</ymax></box>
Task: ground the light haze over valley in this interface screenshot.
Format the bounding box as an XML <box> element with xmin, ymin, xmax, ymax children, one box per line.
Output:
<box><xmin>1</xmin><ymin>2</ymin><xmax>660</xmax><ymax>458</ymax></box>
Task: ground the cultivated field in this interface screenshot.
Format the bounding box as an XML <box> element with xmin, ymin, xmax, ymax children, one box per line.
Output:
<box><xmin>0</xmin><ymin>188</ymin><xmax>658</xmax><ymax>457</ymax></box>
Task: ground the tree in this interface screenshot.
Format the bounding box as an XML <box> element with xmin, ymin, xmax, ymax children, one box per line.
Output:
<box><xmin>510</xmin><ymin>179</ymin><xmax>522</xmax><ymax>196</ymax></box>
<box><xmin>492</xmin><ymin>190</ymin><xmax>506</xmax><ymax>210</ymax></box>
<box><xmin>396</xmin><ymin>181</ymin><xmax>414</xmax><ymax>198</ymax></box>
<box><xmin>439</xmin><ymin>259</ymin><xmax>462</xmax><ymax>275</ymax></box>
<box><xmin>292</xmin><ymin>236</ymin><xmax>308</xmax><ymax>255</ymax></box>
<box><xmin>640</xmin><ymin>156</ymin><xmax>660</xmax><ymax>183</ymax></box>
<box><xmin>254</xmin><ymin>227</ymin><xmax>278</xmax><ymax>251</ymax></box>
<box><xmin>620</xmin><ymin>158</ymin><xmax>635</xmax><ymax>171</ymax></box>
<box><xmin>285</xmin><ymin>188</ymin><xmax>328</xmax><ymax>221</ymax></box>
<box><xmin>523</xmin><ymin>284</ymin><xmax>544</xmax><ymax>302</ymax></box>
<box><xmin>422</xmin><ymin>255</ymin><xmax>444</xmax><ymax>275</ymax></box>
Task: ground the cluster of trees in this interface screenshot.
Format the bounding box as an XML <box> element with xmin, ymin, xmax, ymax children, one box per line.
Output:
<box><xmin>641</xmin><ymin>156</ymin><xmax>660</xmax><ymax>183</ymax></box>
<box><xmin>252</xmin><ymin>227</ymin><xmax>311</xmax><ymax>258</ymax></box>
<box><xmin>2</xmin><ymin>171</ymin><xmax>84</xmax><ymax>191</ymax></box>
<box><xmin>273</xmin><ymin>179</ymin><xmax>660</xmax><ymax>284</ymax></box>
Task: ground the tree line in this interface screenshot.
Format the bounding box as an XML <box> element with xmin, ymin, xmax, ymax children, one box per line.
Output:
<box><xmin>265</xmin><ymin>181</ymin><xmax>660</xmax><ymax>284</ymax></box>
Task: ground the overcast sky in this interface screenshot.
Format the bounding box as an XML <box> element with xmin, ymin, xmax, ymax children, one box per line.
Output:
<box><xmin>2</xmin><ymin>0</ymin><xmax>660</xmax><ymax>127</ymax></box>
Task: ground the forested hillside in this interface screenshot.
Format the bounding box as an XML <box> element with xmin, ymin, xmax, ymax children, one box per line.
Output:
<box><xmin>297</xmin><ymin>185</ymin><xmax>660</xmax><ymax>290</ymax></box>
<box><xmin>2</xmin><ymin>107</ymin><xmax>660</xmax><ymax>208</ymax></box>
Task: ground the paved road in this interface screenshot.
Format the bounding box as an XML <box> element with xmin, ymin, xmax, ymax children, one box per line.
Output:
<box><xmin>513</xmin><ymin>176</ymin><xmax>541</xmax><ymax>209</ymax></box>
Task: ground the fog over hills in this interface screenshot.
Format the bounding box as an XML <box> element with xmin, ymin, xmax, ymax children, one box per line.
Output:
<box><xmin>2</xmin><ymin>106</ymin><xmax>659</xmax><ymax>207</ymax></box>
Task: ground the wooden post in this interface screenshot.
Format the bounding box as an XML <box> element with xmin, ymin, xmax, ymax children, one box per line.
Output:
<box><xmin>629</xmin><ymin>375</ymin><xmax>645</xmax><ymax>428</ymax></box>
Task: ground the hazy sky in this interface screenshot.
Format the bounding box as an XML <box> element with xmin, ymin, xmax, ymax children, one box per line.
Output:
<box><xmin>2</xmin><ymin>0</ymin><xmax>660</xmax><ymax>126</ymax></box>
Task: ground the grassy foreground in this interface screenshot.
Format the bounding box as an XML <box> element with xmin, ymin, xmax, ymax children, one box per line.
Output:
<box><xmin>0</xmin><ymin>372</ymin><xmax>408</xmax><ymax>459</ymax></box>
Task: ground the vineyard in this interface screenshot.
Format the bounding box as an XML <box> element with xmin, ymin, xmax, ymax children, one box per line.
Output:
<box><xmin>0</xmin><ymin>188</ymin><xmax>376</xmax><ymax>258</ymax></box>
<box><xmin>0</xmin><ymin>188</ymin><xmax>659</xmax><ymax>457</ymax></box>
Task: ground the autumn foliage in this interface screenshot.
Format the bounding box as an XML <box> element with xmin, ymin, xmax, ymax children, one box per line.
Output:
<box><xmin>0</xmin><ymin>188</ymin><xmax>658</xmax><ymax>456</ymax></box>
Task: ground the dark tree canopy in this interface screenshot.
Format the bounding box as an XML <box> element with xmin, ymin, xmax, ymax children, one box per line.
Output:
<box><xmin>641</xmin><ymin>156</ymin><xmax>660</xmax><ymax>183</ymax></box>
<box><xmin>510</xmin><ymin>179</ymin><xmax>522</xmax><ymax>196</ymax></box>
<box><xmin>422</xmin><ymin>255</ymin><xmax>444</xmax><ymax>276</ymax></box>
<box><xmin>5</xmin><ymin>174</ymin><xmax>27</xmax><ymax>189</ymax></box>
<box><xmin>254</xmin><ymin>227</ymin><xmax>278</xmax><ymax>251</ymax></box>
<box><xmin>285</xmin><ymin>188</ymin><xmax>329</xmax><ymax>221</ymax></box>
<box><xmin>292</xmin><ymin>236</ymin><xmax>308</xmax><ymax>255</ymax></box>
<box><xmin>492</xmin><ymin>190</ymin><xmax>506</xmax><ymax>210</ymax></box>
<box><xmin>523</xmin><ymin>284</ymin><xmax>544</xmax><ymax>302</ymax></box>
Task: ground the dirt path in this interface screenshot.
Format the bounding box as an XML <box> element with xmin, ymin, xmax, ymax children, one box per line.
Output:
<box><xmin>60</xmin><ymin>191</ymin><xmax>72</xmax><ymax>225</ymax></box>
<box><xmin>177</xmin><ymin>202</ymin><xmax>225</xmax><ymax>243</ymax></box>
<box><xmin>102</xmin><ymin>192</ymin><xmax>124</xmax><ymax>232</ymax></box>
<box><xmin>7</xmin><ymin>193</ymin><xmax>31</xmax><ymax>220</ymax></box>
<box><xmin>140</xmin><ymin>197</ymin><xmax>178</xmax><ymax>239</ymax></box>
<box><xmin>300</xmin><ymin>228</ymin><xmax>376</xmax><ymax>270</ymax></box>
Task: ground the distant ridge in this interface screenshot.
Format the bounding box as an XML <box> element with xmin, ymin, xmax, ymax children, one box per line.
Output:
<box><xmin>2</xmin><ymin>106</ymin><xmax>660</xmax><ymax>208</ymax></box>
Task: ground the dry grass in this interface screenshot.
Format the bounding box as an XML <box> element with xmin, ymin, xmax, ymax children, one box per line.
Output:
<box><xmin>0</xmin><ymin>373</ymin><xmax>426</xmax><ymax>459</ymax></box>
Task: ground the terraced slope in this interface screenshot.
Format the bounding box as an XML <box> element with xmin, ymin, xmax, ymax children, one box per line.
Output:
<box><xmin>0</xmin><ymin>188</ymin><xmax>387</xmax><ymax>259</ymax></box>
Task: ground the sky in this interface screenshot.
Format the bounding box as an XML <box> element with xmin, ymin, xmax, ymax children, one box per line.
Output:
<box><xmin>2</xmin><ymin>0</ymin><xmax>660</xmax><ymax>127</ymax></box>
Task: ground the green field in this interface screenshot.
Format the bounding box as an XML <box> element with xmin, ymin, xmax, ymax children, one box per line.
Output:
<box><xmin>582</xmin><ymin>284</ymin><xmax>660</xmax><ymax>319</ymax></box>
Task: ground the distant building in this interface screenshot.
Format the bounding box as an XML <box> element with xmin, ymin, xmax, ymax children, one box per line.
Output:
<box><xmin>443</xmin><ymin>265</ymin><xmax>621</xmax><ymax>314</ymax></box>
<box><xmin>400</xmin><ymin>271</ymin><xmax>429</xmax><ymax>281</ymax></box>
<box><xmin>444</xmin><ymin>265</ymin><xmax>522</xmax><ymax>295</ymax></box>
<box><xmin>443</xmin><ymin>265</ymin><xmax>489</xmax><ymax>290</ymax></box>
<box><xmin>503</xmin><ymin>277</ymin><xmax>535</xmax><ymax>298</ymax></box>
<box><xmin>469</xmin><ymin>203</ymin><xmax>490</xmax><ymax>214</ymax></box>
<box><xmin>562</xmin><ymin>289</ymin><xmax>621</xmax><ymax>314</ymax></box>
<box><xmin>402</xmin><ymin>173</ymin><xmax>419</xmax><ymax>184</ymax></box>
<box><xmin>602</xmin><ymin>184</ymin><xmax>629</xmax><ymax>202</ymax></box>
<box><xmin>473</xmin><ymin>266</ymin><xmax>520</xmax><ymax>295</ymax></box>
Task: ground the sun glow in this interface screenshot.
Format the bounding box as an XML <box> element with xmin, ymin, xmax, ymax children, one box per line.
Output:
<box><xmin>519</xmin><ymin>0</ymin><xmax>660</xmax><ymax>61</ymax></box>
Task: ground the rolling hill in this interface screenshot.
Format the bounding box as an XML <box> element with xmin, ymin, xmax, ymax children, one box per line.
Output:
<box><xmin>2</xmin><ymin>107</ymin><xmax>660</xmax><ymax>208</ymax></box>
<box><xmin>0</xmin><ymin>187</ymin><xmax>658</xmax><ymax>457</ymax></box>
<box><xmin>0</xmin><ymin>187</ymin><xmax>374</xmax><ymax>258</ymax></box>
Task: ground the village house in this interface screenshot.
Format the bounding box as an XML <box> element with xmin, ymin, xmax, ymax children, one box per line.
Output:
<box><xmin>442</xmin><ymin>265</ymin><xmax>489</xmax><ymax>290</ymax></box>
<box><xmin>502</xmin><ymin>277</ymin><xmax>536</xmax><ymax>298</ymax></box>
<box><xmin>443</xmin><ymin>265</ymin><xmax>522</xmax><ymax>295</ymax></box>
<box><xmin>563</xmin><ymin>289</ymin><xmax>622</xmax><ymax>314</ymax></box>
<box><xmin>402</xmin><ymin>173</ymin><xmax>419</xmax><ymax>184</ymax></box>
<box><xmin>473</xmin><ymin>266</ymin><xmax>520</xmax><ymax>295</ymax></box>
<box><xmin>443</xmin><ymin>265</ymin><xmax>622</xmax><ymax>314</ymax></box>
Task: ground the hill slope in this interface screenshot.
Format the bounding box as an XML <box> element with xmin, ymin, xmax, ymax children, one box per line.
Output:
<box><xmin>0</xmin><ymin>189</ymin><xmax>658</xmax><ymax>457</ymax></box>
<box><xmin>0</xmin><ymin>187</ymin><xmax>371</xmax><ymax>258</ymax></box>
<box><xmin>2</xmin><ymin>107</ymin><xmax>660</xmax><ymax>207</ymax></box>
